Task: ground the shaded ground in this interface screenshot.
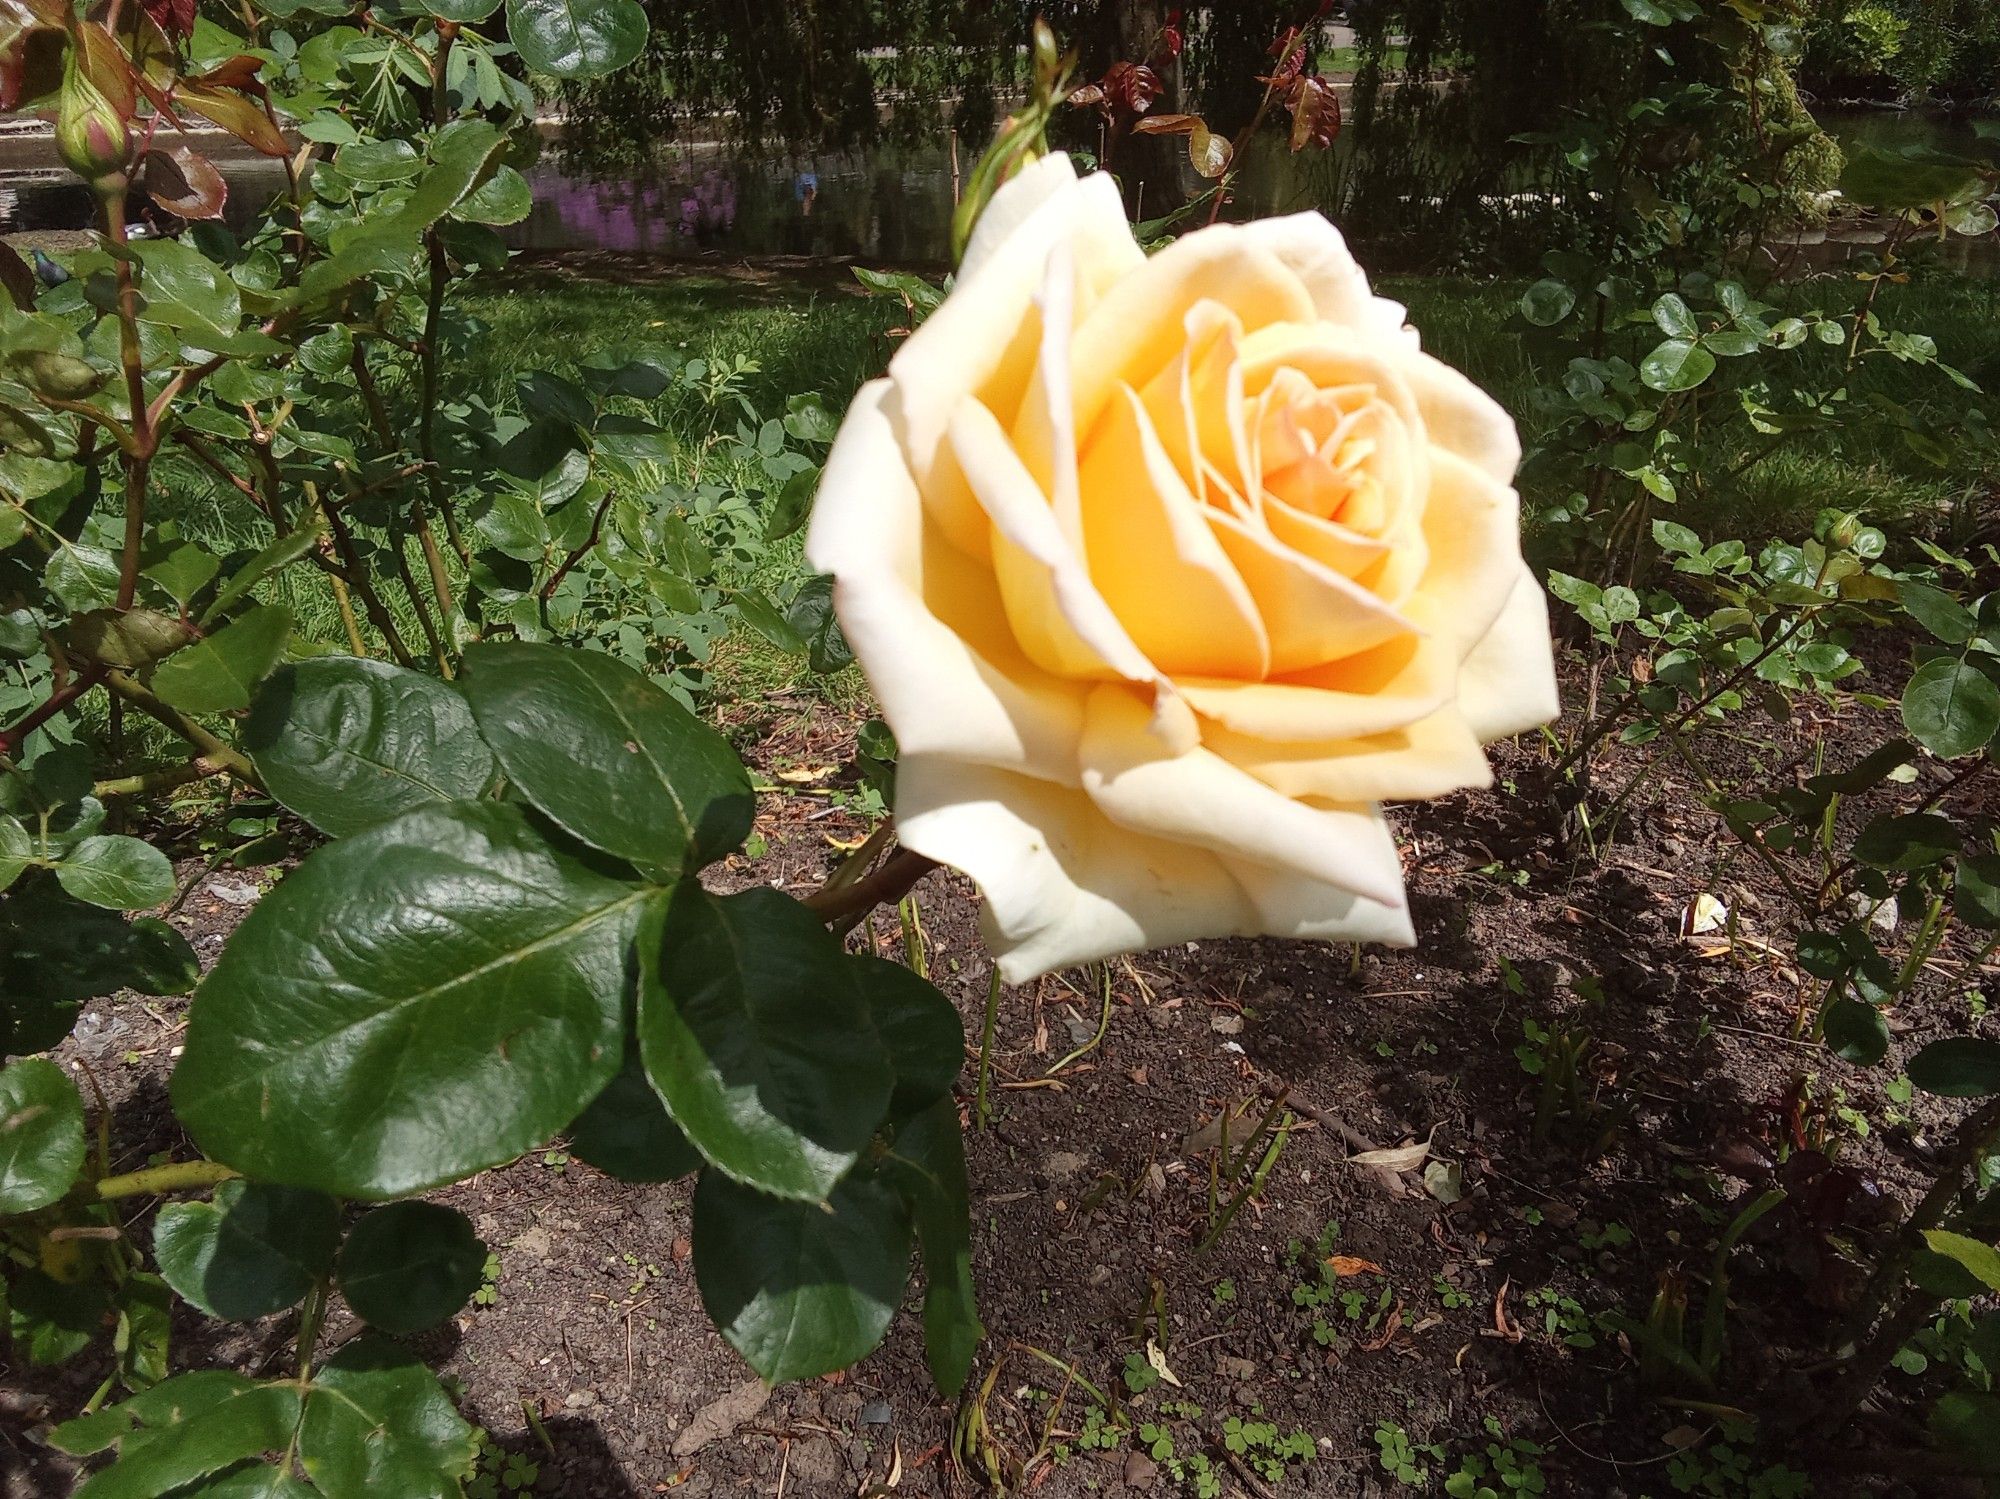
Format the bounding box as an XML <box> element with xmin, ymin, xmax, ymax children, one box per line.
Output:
<box><xmin>10</xmin><ymin>644</ymin><xmax>1995</xmax><ymax>1499</ymax></box>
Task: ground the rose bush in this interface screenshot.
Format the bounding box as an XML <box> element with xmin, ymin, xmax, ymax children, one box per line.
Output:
<box><xmin>809</xmin><ymin>155</ymin><xmax>1560</xmax><ymax>981</ymax></box>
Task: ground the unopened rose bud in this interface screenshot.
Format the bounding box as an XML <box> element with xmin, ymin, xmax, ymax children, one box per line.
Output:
<box><xmin>55</xmin><ymin>46</ymin><xmax>129</xmax><ymax>187</ymax></box>
<box><xmin>1825</xmin><ymin>512</ymin><xmax>1862</xmax><ymax>550</ymax></box>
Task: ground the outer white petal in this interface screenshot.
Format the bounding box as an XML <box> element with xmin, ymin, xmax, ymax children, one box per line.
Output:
<box><xmin>805</xmin><ymin>380</ymin><xmax>1086</xmax><ymax>779</ymax></box>
<box><xmin>1457</xmin><ymin>562</ymin><xmax>1561</xmax><ymax>743</ymax></box>
<box><xmin>896</xmin><ymin>756</ymin><xmax>1410</xmax><ymax>982</ymax></box>
<box><xmin>888</xmin><ymin>167</ymin><xmax>1140</xmax><ymax>501</ymax></box>
<box><xmin>1399</xmin><ymin>350</ymin><xmax>1522</xmax><ymax>484</ymax></box>
<box><xmin>1235</xmin><ymin>212</ymin><xmax>1412</xmax><ymax>341</ymax></box>
<box><xmin>959</xmin><ymin>153</ymin><xmax>1079</xmax><ymax>282</ymax></box>
<box><xmin>1079</xmin><ymin>685</ymin><xmax>1404</xmax><ymax>908</ymax></box>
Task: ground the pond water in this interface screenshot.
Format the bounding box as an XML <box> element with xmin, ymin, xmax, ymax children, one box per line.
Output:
<box><xmin>0</xmin><ymin>106</ymin><xmax>1991</xmax><ymax>275</ymax></box>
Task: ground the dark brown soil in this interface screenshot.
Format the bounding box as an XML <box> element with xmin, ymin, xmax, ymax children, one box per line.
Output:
<box><xmin>8</xmin><ymin>649</ymin><xmax>1996</xmax><ymax>1499</ymax></box>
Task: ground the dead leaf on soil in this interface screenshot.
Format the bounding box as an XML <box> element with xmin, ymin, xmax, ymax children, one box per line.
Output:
<box><xmin>1359</xmin><ymin>1303</ymin><xmax>1403</xmax><ymax>1351</ymax></box>
<box><xmin>1347</xmin><ymin>1137</ymin><xmax>1430</xmax><ymax>1172</ymax></box>
<box><xmin>671</xmin><ymin>1378</ymin><xmax>770</xmax><ymax>1458</ymax></box>
<box><xmin>775</xmin><ymin>764</ymin><xmax>838</xmax><ymax>783</ymax></box>
<box><xmin>1182</xmin><ymin>1098</ymin><xmax>1262</xmax><ymax>1155</ymax></box>
<box><xmin>1325</xmin><ymin>1255</ymin><xmax>1384</xmax><ymax>1278</ymax></box>
<box><xmin>1144</xmin><ymin>1338</ymin><xmax>1182</xmax><ymax>1388</ymax></box>
<box><xmin>825</xmin><ymin>831</ymin><xmax>870</xmax><ymax>851</ymax></box>
<box><xmin>1423</xmin><ymin>1160</ymin><xmax>1464</xmax><ymax>1204</ymax></box>
<box><xmin>1483</xmin><ymin>1277</ymin><xmax>1524</xmax><ymax>1343</ymax></box>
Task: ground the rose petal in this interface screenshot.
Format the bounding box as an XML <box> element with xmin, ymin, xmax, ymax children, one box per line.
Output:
<box><xmin>1457</xmin><ymin>562</ymin><xmax>1561</xmax><ymax>743</ymax></box>
<box><xmin>889</xmin><ymin>165</ymin><xmax>1142</xmax><ymax>558</ymax></box>
<box><xmin>1178</xmin><ymin>632</ymin><xmax>1456</xmax><ymax>742</ymax></box>
<box><xmin>1400</xmin><ymin>350</ymin><xmax>1521</xmax><ymax>484</ymax></box>
<box><xmin>1079</xmin><ymin>683</ymin><xmax>1404</xmax><ymax>906</ymax></box>
<box><xmin>1080</xmin><ymin>385</ymin><xmax>1269</xmax><ymax>679</ymax></box>
<box><xmin>1234</xmin><ymin>212</ymin><xmax>1412</xmax><ymax>341</ymax></box>
<box><xmin>1205</xmin><ymin>706</ymin><xmax>1492</xmax><ymax>802</ymax></box>
<box><xmin>1206</xmin><ymin>505</ymin><xmax>1415</xmax><ymax>673</ymax></box>
<box><xmin>1404</xmin><ymin>448</ymin><xmax>1522</xmax><ymax>657</ymax></box>
<box><xmin>896</xmin><ymin>755</ymin><xmax>1409</xmax><ymax>981</ymax></box>
<box><xmin>806</xmin><ymin>380</ymin><xmax>1088</xmax><ymax>781</ymax></box>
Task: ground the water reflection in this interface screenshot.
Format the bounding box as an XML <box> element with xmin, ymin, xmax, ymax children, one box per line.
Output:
<box><xmin>0</xmin><ymin>112</ymin><xmax>1990</xmax><ymax>276</ymax></box>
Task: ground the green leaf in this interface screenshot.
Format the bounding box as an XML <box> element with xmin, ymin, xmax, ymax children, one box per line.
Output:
<box><xmin>244</xmin><ymin>657</ymin><xmax>497</xmax><ymax>839</ymax></box>
<box><xmin>298</xmin><ymin>1335</ymin><xmax>481</xmax><ymax>1496</ymax></box>
<box><xmin>200</xmin><ymin>521</ymin><xmax>323</xmax><ymax>627</ymax></box>
<box><xmin>1840</xmin><ymin>142</ymin><xmax>1989</xmax><ymax>213</ymax></box>
<box><xmin>762</xmin><ymin>470</ymin><xmax>818</xmax><ymax>543</ymax></box>
<box><xmin>150</xmin><ymin>605</ymin><xmax>292</xmax><ymax>716</ymax></box>
<box><xmin>1639</xmin><ymin>339</ymin><xmax>1716</xmax><ymax>393</ymax></box>
<box><xmin>1898</xmin><ymin>581</ymin><xmax>1977</xmax><ymax>644</ymax></box>
<box><xmin>638</xmin><ymin>885</ymin><xmax>894</xmax><ymax>1201</ymax></box>
<box><xmin>1652</xmin><ymin>520</ymin><xmax>1701</xmax><ymax>555</ymax></box>
<box><xmin>1902</xmin><ymin>657</ymin><xmax>2000</xmax><ymax>760</ymax></box>
<box><xmin>1931</xmin><ymin>1392</ymin><xmax>2000</xmax><ymax>1469</ymax></box>
<box><xmin>334</xmin><ymin>138</ymin><xmax>422</xmax><ymax>183</ymax></box>
<box><xmin>61</xmin><ymin>1374</ymin><xmax>304</xmax><ymax>1498</ymax></box>
<box><xmin>568</xmin><ymin>1047</ymin><xmax>701</xmax><ymax>1182</ymax></box>
<box><xmin>1922</xmin><ymin>1231</ymin><xmax>2000</xmax><ymax>1294</ymax></box>
<box><xmin>854</xmin><ymin>956</ymin><xmax>964</xmax><ymax>1119</ymax></box>
<box><xmin>419</xmin><ymin>0</ymin><xmax>501</xmax><ymax>18</ymax></box>
<box><xmin>1651</xmin><ymin>293</ymin><xmax>1698</xmax><ymax>339</ymax></box>
<box><xmin>506</xmin><ymin>0</ymin><xmax>647</xmax><ymax>78</ymax></box>
<box><xmin>8</xmin><ymin>1268</ymin><xmax>108</xmax><ymax>1364</ymax></box>
<box><xmin>1823</xmin><ymin>996</ymin><xmax>1889</xmax><ymax>1066</ymax></box>
<box><xmin>152</xmin><ymin>1180</ymin><xmax>339</xmax><ymax>1321</ymax></box>
<box><xmin>692</xmin><ymin>1168</ymin><xmax>911</xmax><ymax>1383</ymax></box>
<box><xmin>1957</xmin><ymin>854</ymin><xmax>2000</xmax><ymax>932</ymax></box>
<box><xmin>54</xmin><ymin>835</ymin><xmax>175</xmax><ymax>910</ymax></box>
<box><xmin>114</xmin><ymin>1271</ymin><xmax>171</xmax><ymax>1392</ymax></box>
<box><xmin>1518</xmin><ymin>279</ymin><xmax>1576</xmax><ymax>327</ymax></box>
<box><xmin>456</xmin><ymin>164</ymin><xmax>532</xmax><ymax>225</ymax></box>
<box><xmin>0</xmin><ymin>1056</ymin><xmax>86</xmax><ymax>1213</ymax></box>
<box><xmin>731</xmin><ymin>587</ymin><xmax>809</xmax><ymax>653</ymax></box>
<box><xmin>883</xmin><ymin>1098</ymin><xmax>981</xmax><ymax>1396</ymax></box>
<box><xmin>171</xmin><ymin>802</ymin><xmax>643</xmax><ymax>1199</ymax></box>
<box><xmin>337</xmin><ymin>1202</ymin><xmax>486</xmax><ymax>1333</ymax></box>
<box><xmin>460</xmin><ymin>642</ymin><xmax>753</xmax><ymax>876</ymax></box>
<box><xmin>1852</xmin><ymin>813</ymin><xmax>1959</xmax><ymax>871</ymax></box>
<box><xmin>1907</xmin><ymin>1038</ymin><xmax>2000</xmax><ymax>1098</ymax></box>
<box><xmin>141</xmin><ymin>539</ymin><xmax>221</xmax><ymax>607</ymax></box>
<box><xmin>0</xmin><ymin>814</ymin><xmax>30</xmax><ymax>893</ymax></box>
<box><xmin>46</xmin><ymin>543</ymin><xmax>122</xmax><ymax>613</ymax></box>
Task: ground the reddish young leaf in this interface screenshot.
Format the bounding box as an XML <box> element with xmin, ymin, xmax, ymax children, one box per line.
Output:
<box><xmin>139</xmin><ymin>0</ymin><xmax>193</xmax><ymax>40</ymax></box>
<box><xmin>1286</xmin><ymin>74</ymin><xmax>1342</xmax><ymax>152</ymax></box>
<box><xmin>141</xmin><ymin>144</ymin><xmax>226</xmax><ymax>218</ymax></box>
<box><xmin>1132</xmin><ymin>112</ymin><xmax>1232</xmax><ymax>178</ymax></box>
<box><xmin>176</xmin><ymin>68</ymin><xmax>287</xmax><ymax>157</ymax></box>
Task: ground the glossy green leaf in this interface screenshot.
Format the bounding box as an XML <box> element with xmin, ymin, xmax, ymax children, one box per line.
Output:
<box><xmin>57</xmin><ymin>1373</ymin><xmax>304</xmax><ymax>1498</ymax></box>
<box><xmin>172</xmin><ymin>802</ymin><xmax>643</xmax><ymax>1199</ymax></box>
<box><xmin>1907</xmin><ymin>1038</ymin><xmax>2000</xmax><ymax>1098</ymax></box>
<box><xmin>0</xmin><ymin>1056</ymin><xmax>86</xmax><ymax>1213</ymax></box>
<box><xmin>883</xmin><ymin>1097</ymin><xmax>981</xmax><ymax>1396</ymax></box>
<box><xmin>299</xmin><ymin>1335</ymin><xmax>481</xmax><ymax>1496</ymax></box>
<box><xmin>461</xmin><ymin>641</ymin><xmax>752</xmax><ymax>875</ymax></box>
<box><xmin>244</xmin><ymin>657</ymin><xmax>497</xmax><ymax>838</ymax></box>
<box><xmin>1639</xmin><ymin>338</ymin><xmax>1715</xmax><ymax>393</ymax></box>
<box><xmin>337</xmin><ymin>1202</ymin><xmax>486</xmax><ymax>1333</ymax></box>
<box><xmin>150</xmin><ymin>605</ymin><xmax>292</xmax><ymax>716</ymax></box>
<box><xmin>568</xmin><ymin>1047</ymin><xmax>702</xmax><ymax>1182</ymax></box>
<box><xmin>507</xmin><ymin>0</ymin><xmax>647</xmax><ymax>79</ymax></box>
<box><xmin>639</xmin><ymin>886</ymin><xmax>894</xmax><ymax>1200</ymax></box>
<box><xmin>2</xmin><ymin>891</ymin><xmax>197</xmax><ymax>1056</ymax></box>
<box><xmin>419</xmin><ymin>0</ymin><xmax>501</xmax><ymax>17</ymax></box>
<box><xmin>1902</xmin><ymin>657</ymin><xmax>2000</xmax><ymax>760</ymax></box>
<box><xmin>46</xmin><ymin>543</ymin><xmax>122</xmax><ymax>613</ymax></box>
<box><xmin>1823</xmin><ymin>996</ymin><xmax>1889</xmax><ymax>1066</ymax></box>
<box><xmin>113</xmin><ymin>1271</ymin><xmax>171</xmax><ymax>1392</ymax></box>
<box><xmin>853</xmin><ymin>956</ymin><xmax>963</xmax><ymax>1119</ymax></box>
<box><xmin>1923</xmin><ymin>1230</ymin><xmax>2000</xmax><ymax>1293</ymax></box>
<box><xmin>1651</xmin><ymin>293</ymin><xmax>1697</xmax><ymax>339</ymax></box>
<box><xmin>152</xmin><ymin>1180</ymin><xmax>339</xmax><ymax>1321</ymax></box>
<box><xmin>54</xmin><ymin>834</ymin><xmax>175</xmax><ymax>910</ymax></box>
<box><xmin>692</xmin><ymin>1168</ymin><xmax>910</xmax><ymax>1384</ymax></box>
<box><xmin>334</xmin><ymin>138</ymin><xmax>421</xmax><ymax>183</ymax></box>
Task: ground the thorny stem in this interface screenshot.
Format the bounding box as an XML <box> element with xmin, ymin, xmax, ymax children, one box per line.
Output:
<box><xmin>102</xmin><ymin>670</ymin><xmax>261</xmax><ymax>784</ymax></box>
<box><xmin>802</xmin><ymin>845</ymin><xmax>940</xmax><ymax>923</ymax></box>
